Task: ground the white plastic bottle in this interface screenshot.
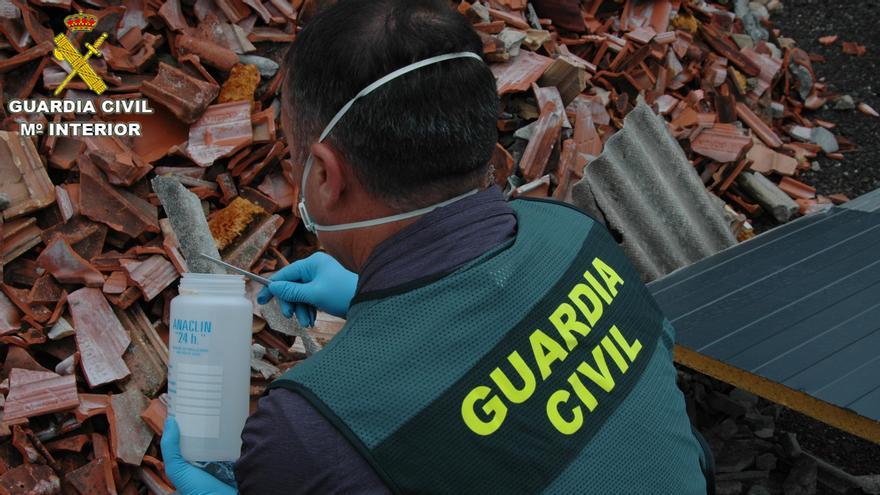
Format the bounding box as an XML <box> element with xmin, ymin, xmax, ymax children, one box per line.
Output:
<box><xmin>168</xmin><ymin>273</ymin><xmax>252</xmax><ymax>462</ymax></box>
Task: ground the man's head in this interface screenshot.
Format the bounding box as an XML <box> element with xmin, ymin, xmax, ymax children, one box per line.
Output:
<box><xmin>281</xmin><ymin>0</ymin><xmax>498</xmax><ymax>269</ymax></box>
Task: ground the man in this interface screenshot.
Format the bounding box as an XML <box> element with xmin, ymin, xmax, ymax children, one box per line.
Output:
<box><xmin>161</xmin><ymin>0</ymin><xmax>712</xmax><ymax>493</ymax></box>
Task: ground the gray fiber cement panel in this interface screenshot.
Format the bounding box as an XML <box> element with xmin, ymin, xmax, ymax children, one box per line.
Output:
<box><xmin>648</xmin><ymin>202</ymin><xmax>880</xmax><ymax>421</ymax></box>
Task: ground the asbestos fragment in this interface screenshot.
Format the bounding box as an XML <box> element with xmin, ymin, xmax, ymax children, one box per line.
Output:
<box><xmin>223</xmin><ymin>214</ymin><xmax>283</xmax><ymax>270</ymax></box>
<box><xmin>152</xmin><ymin>176</ymin><xmax>224</xmax><ymax>274</ymax></box>
<box><xmin>69</xmin><ymin>288</ymin><xmax>132</xmax><ymax>387</ymax></box>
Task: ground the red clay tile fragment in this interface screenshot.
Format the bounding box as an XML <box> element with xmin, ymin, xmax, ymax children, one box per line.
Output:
<box><xmin>747</xmin><ymin>143</ymin><xmax>798</xmax><ymax>176</ymax></box>
<box><xmin>140</xmin><ymin>398</ymin><xmax>167</xmax><ymax>436</ymax></box>
<box><xmin>121</xmin><ymin>255</ymin><xmax>179</xmax><ymax>301</ymax></box>
<box><xmin>0</xmin><ymin>291</ymin><xmax>21</xmax><ymax>335</ymax></box>
<box><xmin>66</xmin><ymin>457</ymin><xmax>116</xmax><ymax>495</ymax></box>
<box><xmin>84</xmin><ymin>136</ymin><xmax>153</xmax><ymax>186</ymax></box>
<box><xmin>37</xmin><ymin>238</ymin><xmax>105</xmax><ymax>287</ymax></box>
<box><xmin>858</xmin><ymin>102</ymin><xmax>879</xmax><ymax>117</ymax></box>
<box><xmin>187</xmin><ymin>101</ymin><xmax>254</xmax><ymax>167</ymax></box>
<box><xmin>142</xmin><ymin>62</ymin><xmax>220</xmax><ymax>124</ymax></box>
<box><xmin>2</xmin><ymin>368</ymin><xmax>79</xmax><ymax>425</ymax></box>
<box><xmin>0</xmin><ymin>131</ymin><xmax>55</xmax><ymax>221</ymax></box>
<box><xmin>69</xmin><ymin>288</ymin><xmax>132</xmax><ymax>388</ymax></box>
<box><xmin>691</xmin><ymin>126</ymin><xmax>752</xmax><ymax>163</ymax></box>
<box><xmin>778</xmin><ymin>176</ymin><xmax>817</xmax><ymax>200</ymax></box>
<box><xmin>176</xmin><ymin>34</ymin><xmax>239</xmax><ymax>71</ymax></box>
<box><xmin>735</xmin><ymin>103</ymin><xmax>783</xmax><ymax>148</ymax></box>
<box><xmin>103</xmin><ymin>271</ymin><xmax>129</xmax><ymax>295</ymax></box>
<box><xmin>110</xmin><ymin>388</ymin><xmax>153</xmax><ymax>466</ymax></box>
<box><xmin>519</xmin><ymin>102</ymin><xmax>563</xmax><ymax>181</ymax></box>
<box><xmin>45</xmin><ymin>434</ymin><xmax>90</xmax><ymax>454</ymax></box>
<box><xmin>74</xmin><ymin>393</ymin><xmax>112</xmax><ymax>422</ymax></box>
<box><xmin>0</xmin><ymin>463</ymin><xmax>60</xmax><ymax>495</ymax></box>
<box><xmin>818</xmin><ymin>35</ymin><xmax>838</xmax><ymax>46</ymax></box>
<box><xmin>79</xmin><ymin>157</ymin><xmax>160</xmax><ymax>238</ymax></box>
<box><xmin>841</xmin><ymin>41</ymin><xmax>866</xmax><ymax>56</ymax></box>
<box><xmin>1</xmin><ymin>217</ymin><xmax>42</xmax><ymax>269</ymax></box>
<box><xmin>0</xmin><ymin>40</ymin><xmax>52</xmax><ymax>74</ymax></box>
<box><xmin>492</xmin><ymin>50</ymin><xmax>554</xmax><ymax>95</ymax></box>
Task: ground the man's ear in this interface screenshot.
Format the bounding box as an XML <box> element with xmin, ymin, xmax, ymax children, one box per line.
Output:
<box><xmin>310</xmin><ymin>142</ymin><xmax>346</xmax><ymax>207</ymax></box>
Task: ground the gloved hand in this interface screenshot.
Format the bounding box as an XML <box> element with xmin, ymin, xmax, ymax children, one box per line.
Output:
<box><xmin>161</xmin><ymin>418</ymin><xmax>238</xmax><ymax>495</ymax></box>
<box><xmin>257</xmin><ymin>252</ymin><xmax>358</xmax><ymax>327</ymax></box>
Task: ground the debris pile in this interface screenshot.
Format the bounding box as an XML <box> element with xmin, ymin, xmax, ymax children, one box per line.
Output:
<box><xmin>0</xmin><ymin>0</ymin><xmax>873</xmax><ymax>493</ymax></box>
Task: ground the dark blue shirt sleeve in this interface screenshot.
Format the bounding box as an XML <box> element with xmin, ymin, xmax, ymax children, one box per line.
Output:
<box><xmin>234</xmin><ymin>388</ymin><xmax>391</xmax><ymax>495</ymax></box>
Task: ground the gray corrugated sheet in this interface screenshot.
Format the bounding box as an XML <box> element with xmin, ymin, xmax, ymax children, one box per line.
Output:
<box><xmin>570</xmin><ymin>97</ymin><xmax>736</xmax><ymax>282</ymax></box>
<box><xmin>648</xmin><ymin>193</ymin><xmax>880</xmax><ymax>424</ymax></box>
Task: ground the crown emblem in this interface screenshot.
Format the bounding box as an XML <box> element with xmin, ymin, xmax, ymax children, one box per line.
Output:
<box><xmin>64</xmin><ymin>12</ymin><xmax>97</xmax><ymax>32</ymax></box>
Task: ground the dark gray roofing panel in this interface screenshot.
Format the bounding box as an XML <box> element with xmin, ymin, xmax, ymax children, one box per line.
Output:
<box><xmin>570</xmin><ymin>97</ymin><xmax>736</xmax><ymax>282</ymax></box>
<box><xmin>648</xmin><ymin>200</ymin><xmax>880</xmax><ymax>420</ymax></box>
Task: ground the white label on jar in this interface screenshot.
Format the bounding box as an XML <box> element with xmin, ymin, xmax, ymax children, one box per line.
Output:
<box><xmin>173</xmin><ymin>362</ymin><xmax>223</xmax><ymax>438</ymax></box>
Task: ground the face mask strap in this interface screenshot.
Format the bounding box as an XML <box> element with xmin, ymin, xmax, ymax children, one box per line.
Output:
<box><xmin>298</xmin><ymin>51</ymin><xmax>484</xmax><ymax>234</ymax></box>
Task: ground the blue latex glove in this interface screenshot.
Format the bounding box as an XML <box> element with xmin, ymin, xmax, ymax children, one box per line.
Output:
<box><xmin>160</xmin><ymin>418</ymin><xmax>238</xmax><ymax>495</ymax></box>
<box><xmin>256</xmin><ymin>252</ymin><xmax>358</xmax><ymax>327</ymax></box>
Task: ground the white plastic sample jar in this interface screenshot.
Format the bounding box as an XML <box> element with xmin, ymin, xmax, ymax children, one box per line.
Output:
<box><xmin>168</xmin><ymin>273</ymin><xmax>253</xmax><ymax>462</ymax></box>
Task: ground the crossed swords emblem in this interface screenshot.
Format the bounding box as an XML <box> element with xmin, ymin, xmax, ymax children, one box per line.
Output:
<box><xmin>52</xmin><ymin>32</ymin><xmax>108</xmax><ymax>96</ymax></box>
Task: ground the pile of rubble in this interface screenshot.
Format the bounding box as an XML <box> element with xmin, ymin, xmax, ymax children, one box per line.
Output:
<box><xmin>679</xmin><ymin>369</ymin><xmax>880</xmax><ymax>495</ymax></box>
<box><xmin>0</xmin><ymin>0</ymin><xmax>875</xmax><ymax>493</ymax></box>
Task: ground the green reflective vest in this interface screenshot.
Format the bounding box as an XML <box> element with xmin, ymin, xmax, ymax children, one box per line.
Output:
<box><xmin>271</xmin><ymin>198</ymin><xmax>707</xmax><ymax>494</ymax></box>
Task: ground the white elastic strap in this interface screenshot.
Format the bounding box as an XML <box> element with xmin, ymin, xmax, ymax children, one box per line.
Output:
<box><xmin>317</xmin><ymin>51</ymin><xmax>484</xmax><ymax>143</ymax></box>
<box><xmin>310</xmin><ymin>188</ymin><xmax>479</xmax><ymax>232</ymax></box>
<box><xmin>299</xmin><ymin>51</ymin><xmax>485</xmax><ymax>233</ymax></box>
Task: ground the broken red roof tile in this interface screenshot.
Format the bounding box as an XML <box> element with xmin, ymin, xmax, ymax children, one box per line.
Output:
<box><xmin>492</xmin><ymin>50</ymin><xmax>554</xmax><ymax>95</ymax></box>
<box><xmin>68</xmin><ymin>288</ymin><xmax>132</xmax><ymax>388</ymax></box>
<box><xmin>141</xmin><ymin>62</ymin><xmax>220</xmax><ymax>124</ymax></box>
<box><xmin>80</xmin><ymin>157</ymin><xmax>160</xmax><ymax>238</ymax></box>
<box><xmin>37</xmin><ymin>238</ymin><xmax>105</xmax><ymax>288</ymax></box>
<box><xmin>858</xmin><ymin>102</ymin><xmax>879</xmax><ymax>118</ymax></box>
<box><xmin>0</xmin><ymin>40</ymin><xmax>52</xmax><ymax>74</ymax></box>
<box><xmin>103</xmin><ymin>271</ymin><xmax>129</xmax><ymax>295</ymax></box>
<box><xmin>28</xmin><ymin>275</ymin><xmax>63</xmax><ymax>306</ymax></box>
<box><xmin>531</xmin><ymin>0</ymin><xmax>585</xmax><ymax>33</ymax></box>
<box><xmin>747</xmin><ymin>142</ymin><xmax>798</xmax><ymax>176</ymax></box>
<box><xmin>176</xmin><ymin>34</ymin><xmax>239</xmax><ymax>71</ymax></box>
<box><xmin>0</xmin><ymin>131</ymin><xmax>55</xmax><ymax>221</ymax></box>
<box><xmin>1</xmin><ymin>217</ymin><xmax>42</xmax><ymax>267</ymax></box>
<box><xmin>735</xmin><ymin>102</ymin><xmax>783</xmax><ymax>148</ymax></box>
<box><xmin>691</xmin><ymin>125</ymin><xmax>752</xmax><ymax>163</ymax></box>
<box><xmin>83</xmin><ymin>136</ymin><xmax>154</xmax><ymax>187</ymax></box>
<box><xmin>778</xmin><ymin>176</ymin><xmax>817</xmax><ymax>200</ymax></box>
<box><xmin>741</xmin><ymin>47</ymin><xmax>782</xmax><ymax>100</ymax></box>
<box><xmin>2</xmin><ymin>368</ymin><xmax>79</xmax><ymax>425</ymax></box>
<box><xmin>45</xmin><ymin>434</ymin><xmax>90</xmax><ymax>453</ymax></box>
<box><xmin>0</xmin><ymin>291</ymin><xmax>21</xmax><ymax>336</ymax></box>
<box><xmin>66</xmin><ymin>457</ymin><xmax>117</xmax><ymax>495</ymax></box>
<box><xmin>187</xmin><ymin>101</ymin><xmax>254</xmax><ymax>167</ymax></box>
<box><xmin>159</xmin><ymin>0</ymin><xmax>188</xmax><ymax>31</ymax></box>
<box><xmin>841</xmin><ymin>41</ymin><xmax>867</xmax><ymax>56</ymax></box>
<box><xmin>74</xmin><ymin>393</ymin><xmax>111</xmax><ymax>423</ymax></box>
<box><xmin>818</xmin><ymin>35</ymin><xmax>838</xmax><ymax>46</ymax></box>
<box><xmin>54</xmin><ymin>186</ymin><xmax>75</xmax><ymax>223</ymax></box>
<box><xmin>120</xmin><ymin>255</ymin><xmax>178</xmax><ymax>302</ymax></box>
<box><xmin>110</xmin><ymin>388</ymin><xmax>153</xmax><ymax>466</ymax></box>
<box><xmin>140</xmin><ymin>398</ymin><xmax>167</xmax><ymax>436</ymax></box>
<box><xmin>519</xmin><ymin>101</ymin><xmax>564</xmax><ymax>181</ymax></box>
<box><xmin>257</xmin><ymin>173</ymin><xmax>295</xmax><ymax>210</ymax></box>
<box><xmin>0</xmin><ymin>463</ymin><xmax>60</xmax><ymax>495</ymax></box>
